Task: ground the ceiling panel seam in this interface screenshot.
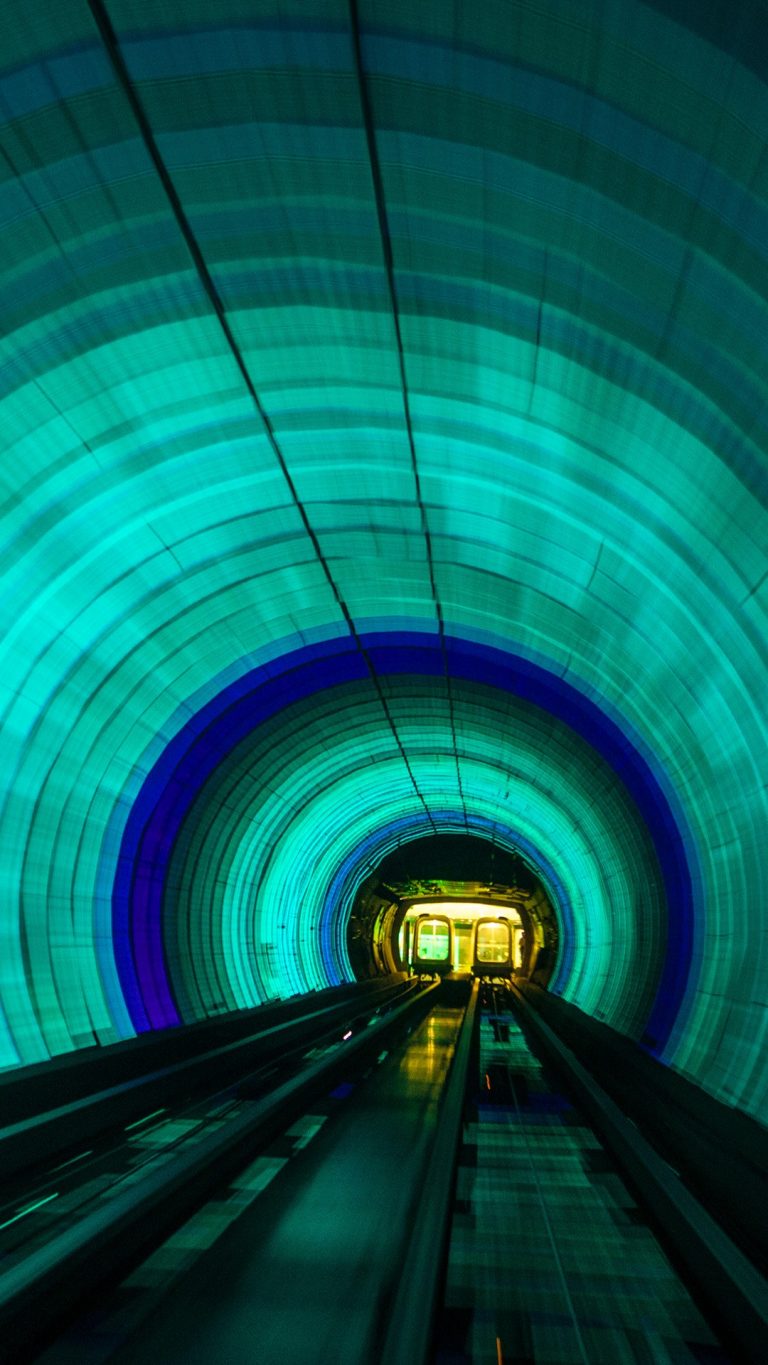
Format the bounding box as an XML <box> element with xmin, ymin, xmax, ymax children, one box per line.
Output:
<box><xmin>348</xmin><ymin>0</ymin><xmax>469</xmax><ymax>830</ymax></box>
<box><xmin>86</xmin><ymin>0</ymin><xmax>437</xmax><ymax>830</ymax></box>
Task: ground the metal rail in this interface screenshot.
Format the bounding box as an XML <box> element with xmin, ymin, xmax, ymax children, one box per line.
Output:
<box><xmin>0</xmin><ymin>981</ymin><xmax>421</xmax><ymax>1260</ymax></box>
<box><xmin>507</xmin><ymin>981</ymin><xmax>768</xmax><ymax>1364</ymax></box>
<box><xmin>0</xmin><ymin>980</ymin><xmax>439</xmax><ymax>1360</ymax></box>
<box><xmin>379</xmin><ymin>979</ymin><xmax>480</xmax><ymax>1365</ymax></box>
<box><xmin>0</xmin><ymin>978</ymin><xmax>413</xmax><ymax>1181</ymax></box>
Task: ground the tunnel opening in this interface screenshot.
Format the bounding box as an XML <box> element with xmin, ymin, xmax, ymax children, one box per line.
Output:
<box><xmin>400</xmin><ymin>902</ymin><xmax>524</xmax><ymax>974</ymax></box>
<box><xmin>345</xmin><ymin>834</ymin><xmax>559</xmax><ymax>986</ymax></box>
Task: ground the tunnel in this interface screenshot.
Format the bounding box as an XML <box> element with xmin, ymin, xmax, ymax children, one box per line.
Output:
<box><xmin>1</xmin><ymin>1</ymin><xmax>767</xmax><ymax>1361</ymax></box>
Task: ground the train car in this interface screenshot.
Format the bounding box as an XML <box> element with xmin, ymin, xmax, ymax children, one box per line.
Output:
<box><xmin>411</xmin><ymin>913</ymin><xmax>455</xmax><ymax>975</ymax></box>
<box><xmin>471</xmin><ymin>916</ymin><xmax>514</xmax><ymax>978</ymax></box>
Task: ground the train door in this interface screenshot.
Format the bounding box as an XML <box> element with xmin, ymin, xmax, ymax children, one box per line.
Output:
<box><xmin>472</xmin><ymin>917</ymin><xmax>513</xmax><ymax>976</ymax></box>
<box><xmin>412</xmin><ymin>915</ymin><xmax>453</xmax><ymax>973</ymax></box>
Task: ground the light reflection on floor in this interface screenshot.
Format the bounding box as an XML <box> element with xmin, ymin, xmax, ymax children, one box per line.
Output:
<box><xmin>40</xmin><ymin>1003</ymin><xmax>466</xmax><ymax>1365</ymax></box>
<box><xmin>438</xmin><ymin>1009</ymin><xmax>729</xmax><ymax>1364</ymax></box>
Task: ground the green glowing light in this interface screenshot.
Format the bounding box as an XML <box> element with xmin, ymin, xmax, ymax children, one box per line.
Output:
<box><xmin>0</xmin><ymin>1192</ymin><xmax>59</xmax><ymax>1232</ymax></box>
<box><xmin>0</xmin><ymin>1</ymin><xmax>765</xmax><ymax>1123</ymax></box>
<box><xmin>415</xmin><ymin>921</ymin><xmax>452</xmax><ymax>963</ymax></box>
<box><xmin>125</xmin><ymin>1109</ymin><xmax>167</xmax><ymax>1132</ymax></box>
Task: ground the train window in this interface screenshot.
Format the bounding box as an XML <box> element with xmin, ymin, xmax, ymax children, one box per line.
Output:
<box><xmin>476</xmin><ymin>921</ymin><xmax>511</xmax><ymax>963</ymax></box>
<box><xmin>415</xmin><ymin>919</ymin><xmax>451</xmax><ymax>961</ymax></box>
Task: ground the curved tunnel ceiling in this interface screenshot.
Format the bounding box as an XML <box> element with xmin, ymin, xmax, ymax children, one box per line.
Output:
<box><xmin>0</xmin><ymin>1</ymin><xmax>767</xmax><ymax>1121</ymax></box>
<box><xmin>121</xmin><ymin>658</ymin><xmax>667</xmax><ymax>1035</ymax></box>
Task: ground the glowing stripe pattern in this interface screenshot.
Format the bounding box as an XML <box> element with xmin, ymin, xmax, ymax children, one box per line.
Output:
<box><xmin>0</xmin><ymin>1</ymin><xmax>767</xmax><ymax>1120</ymax></box>
<box><xmin>112</xmin><ymin>637</ymin><xmax>675</xmax><ymax>1039</ymax></box>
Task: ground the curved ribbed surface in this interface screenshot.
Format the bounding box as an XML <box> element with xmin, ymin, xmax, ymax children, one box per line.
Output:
<box><xmin>0</xmin><ymin>1</ymin><xmax>766</xmax><ymax>1117</ymax></box>
<box><xmin>160</xmin><ymin>671</ymin><xmax>665</xmax><ymax>1032</ymax></box>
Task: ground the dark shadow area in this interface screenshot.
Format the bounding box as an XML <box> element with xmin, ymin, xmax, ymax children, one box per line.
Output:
<box><xmin>346</xmin><ymin>834</ymin><xmax>559</xmax><ymax>983</ymax></box>
<box><xmin>518</xmin><ymin>980</ymin><xmax>768</xmax><ymax>1275</ymax></box>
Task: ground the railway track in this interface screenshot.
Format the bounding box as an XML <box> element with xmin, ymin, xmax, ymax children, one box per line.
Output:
<box><xmin>0</xmin><ymin>977</ymin><xmax>437</xmax><ymax>1360</ymax></box>
<box><xmin>4</xmin><ymin>979</ymin><xmax>767</xmax><ymax>1363</ymax></box>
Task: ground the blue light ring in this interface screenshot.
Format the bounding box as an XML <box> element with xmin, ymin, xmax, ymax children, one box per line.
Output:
<box><xmin>111</xmin><ymin>629</ymin><xmax>693</xmax><ymax>1050</ymax></box>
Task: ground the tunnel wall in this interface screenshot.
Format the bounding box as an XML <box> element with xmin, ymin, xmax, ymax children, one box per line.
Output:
<box><xmin>0</xmin><ymin>2</ymin><xmax>767</xmax><ymax>1123</ymax></box>
<box><xmin>118</xmin><ymin>646</ymin><xmax>672</xmax><ymax>1041</ymax></box>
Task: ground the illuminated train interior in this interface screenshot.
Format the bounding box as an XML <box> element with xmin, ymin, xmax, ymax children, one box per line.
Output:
<box><xmin>402</xmin><ymin>909</ymin><xmax>521</xmax><ymax>974</ymax></box>
<box><xmin>1</xmin><ymin>1</ymin><xmax>768</xmax><ymax>1361</ymax></box>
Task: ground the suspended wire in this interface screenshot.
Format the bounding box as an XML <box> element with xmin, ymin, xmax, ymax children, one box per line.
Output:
<box><xmin>86</xmin><ymin>0</ymin><xmax>436</xmax><ymax>830</ymax></box>
<box><xmin>347</xmin><ymin>0</ymin><xmax>469</xmax><ymax>832</ymax></box>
